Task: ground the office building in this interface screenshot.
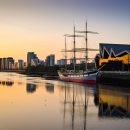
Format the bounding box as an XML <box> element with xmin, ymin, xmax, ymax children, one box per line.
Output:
<box><xmin>18</xmin><ymin>60</ymin><xmax>24</xmax><ymax>70</ymax></box>
<box><xmin>45</xmin><ymin>54</ymin><xmax>55</xmax><ymax>66</ymax></box>
<box><xmin>70</xmin><ymin>58</ymin><xmax>76</xmax><ymax>65</ymax></box>
<box><xmin>57</xmin><ymin>59</ymin><xmax>67</xmax><ymax>66</ymax></box>
<box><xmin>1</xmin><ymin>57</ymin><xmax>14</xmax><ymax>70</ymax></box>
<box><xmin>27</xmin><ymin>52</ymin><xmax>39</xmax><ymax>67</ymax></box>
<box><xmin>31</xmin><ymin>58</ymin><xmax>39</xmax><ymax>66</ymax></box>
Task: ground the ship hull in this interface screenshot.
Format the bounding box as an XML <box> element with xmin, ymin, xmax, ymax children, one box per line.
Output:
<box><xmin>58</xmin><ymin>71</ymin><xmax>97</xmax><ymax>84</ymax></box>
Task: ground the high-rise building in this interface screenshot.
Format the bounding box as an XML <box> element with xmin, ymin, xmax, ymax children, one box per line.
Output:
<box><xmin>23</xmin><ymin>62</ymin><xmax>27</xmax><ymax>69</ymax></box>
<box><xmin>80</xmin><ymin>60</ymin><xmax>86</xmax><ymax>64</ymax></box>
<box><xmin>1</xmin><ymin>58</ymin><xmax>6</xmax><ymax>70</ymax></box>
<box><xmin>9</xmin><ymin>62</ymin><xmax>14</xmax><ymax>70</ymax></box>
<box><xmin>0</xmin><ymin>58</ymin><xmax>2</xmax><ymax>70</ymax></box>
<box><xmin>27</xmin><ymin>52</ymin><xmax>38</xmax><ymax>67</ymax></box>
<box><xmin>70</xmin><ymin>58</ymin><xmax>76</xmax><ymax>65</ymax></box>
<box><xmin>45</xmin><ymin>54</ymin><xmax>55</xmax><ymax>66</ymax></box>
<box><xmin>14</xmin><ymin>62</ymin><xmax>19</xmax><ymax>70</ymax></box>
<box><xmin>18</xmin><ymin>60</ymin><xmax>24</xmax><ymax>70</ymax></box>
<box><xmin>50</xmin><ymin>54</ymin><xmax>55</xmax><ymax>66</ymax></box>
<box><xmin>31</xmin><ymin>58</ymin><xmax>39</xmax><ymax>66</ymax></box>
<box><xmin>1</xmin><ymin>57</ymin><xmax>14</xmax><ymax>70</ymax></box>
<box><xmin>6</xmin><ymin>57</ymin><xmax>14</xmax><ymax>70</ymax></box>
<box><xmin>57</xmin><ymin>59</ymin><xmax>67</xmax><ymax>66</ymax></box>
<box><xmin>45</xmin><ymin>56</ymin><xmax>50</xmax><ymax>66</ymax></box>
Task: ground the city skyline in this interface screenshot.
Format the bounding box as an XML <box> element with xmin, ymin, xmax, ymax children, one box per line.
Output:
<box><xmin>0</xmin><ymin>52</ymin><xmax>57</xmax><ymax>71</ymax></box>
<box><xmin>0</xmin><ymin>0</ymin><xmax>130</xmax><ymax>61</ymax></box>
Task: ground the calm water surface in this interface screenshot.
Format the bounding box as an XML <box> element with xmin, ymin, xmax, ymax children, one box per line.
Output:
<box><xmin>0</xmin><ymin>72</ymin><xmax>130</xmax><ymax>130</ymax></box>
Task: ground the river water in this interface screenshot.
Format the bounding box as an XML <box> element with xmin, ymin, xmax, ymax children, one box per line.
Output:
<box><xmin>0</xmin><ymin>72</ymin><xmax>130</xmax><ymax>130</ymax></box>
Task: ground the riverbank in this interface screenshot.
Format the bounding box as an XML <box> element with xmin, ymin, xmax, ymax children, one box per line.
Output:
<box><xmin>0</xmin><ymin>69</ymin><xmax>59</xmax><ymax>80</ymax></box>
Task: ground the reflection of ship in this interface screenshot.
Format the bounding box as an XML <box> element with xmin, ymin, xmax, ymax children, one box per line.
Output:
<box><xmin>99</xmin><ymin>84</ymin><xmax>130</xmax><ymax>117</ymax></box>
<box><xmin>58</xmin><ymin>22</ymin><xmax>98</xmax><ymax>84</ymax></box>
<box><xmin>26</xmin><ymin>83</ymin><xmax>37</xmax><ymax>93</ymax></box>
<box><xmin>45</xmin><ymin>83</ymin><xmax>54</xmax><ymax>93</ymax></box>
<box><xmin>62</xmin><ymin>83</ymin><xmax>98</xmax><ymax>130</ymax></box>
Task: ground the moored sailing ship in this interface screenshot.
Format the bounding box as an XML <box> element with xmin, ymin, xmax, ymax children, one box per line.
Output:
<box><xmin>58</xmin><ymin>70</ymin><xmax>97</xmax><ymax>84</ymax></box>
<box><xmin>58</xmin><ymin>21</ymin><xmax>99</xmax><ymax>84</ymax></box>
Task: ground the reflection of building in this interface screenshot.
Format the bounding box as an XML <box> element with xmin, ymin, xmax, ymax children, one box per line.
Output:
<box><xmin>99</xmin><ymin>84</ymin><xmax>130</xmax><ymax>117</ymax></box>
<box><xmin>45</xmin><ymin>83</ymin><xmax>54</xmax><ymax>93</ymax></box>
<box><xmin>45</xmin><ymin>54</ymin><xmax>55</xmax><ymax>66</ymax></box>
<box><xmin>99</xmin><ymin>43</ymin><xmax>130</xmax><ymax>66</ymax></box>
<box><xmin>26</xmin><ymin>83</ymin><xmax>37</xmax><ymax>93</ymax></box>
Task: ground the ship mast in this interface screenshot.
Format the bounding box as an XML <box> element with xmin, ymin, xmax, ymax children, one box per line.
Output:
<box><xmin>73</xmin><ymin>26</ymin><xmax>76</xmax><ymax>72</ymax></box>
<box><xmin>76</xmin><ymin>21</ymin><xmax>99</xmax><ymax>71</ymax></box>
<box><xmin>85</xmin><ymin>21</ymin><xmax>88</xmax><ymax>71</ymax></box>
<box><xmin>62</xmin><ymin>22</ymin><xmax>98</xmax><ymax>72</ymax></box>
<box><xmin>65</xmin><ymin>26</ymin><xmax>84</xmax><ymax>72</ymax></box>
<box><xmin>64</xmin><ymin>34</ymin><xmax>67</xmax><ymax>70</ymax></box>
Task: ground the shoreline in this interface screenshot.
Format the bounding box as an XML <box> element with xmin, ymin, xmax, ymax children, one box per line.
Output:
<box><xmin>0</xmin><ymin>70</ymin><xmax>59</xmax><ymax>80</ymax></box>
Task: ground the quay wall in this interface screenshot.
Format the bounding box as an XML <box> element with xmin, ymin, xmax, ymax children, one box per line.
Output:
<box><xmin>97</xmin><ymin>71</ymin><xmax>130</xmax><ymax>85</ymax></box>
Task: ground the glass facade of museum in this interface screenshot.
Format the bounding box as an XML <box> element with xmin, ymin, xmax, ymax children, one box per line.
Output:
<box><xmin>99</xmin><ymin>43</ymin><xmax>130</xmax><ymax>66</ymax></box>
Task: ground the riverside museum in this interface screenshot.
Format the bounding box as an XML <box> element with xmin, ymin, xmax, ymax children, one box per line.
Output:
<box><xmin>99</xmin><ymin>43</ymin><xmax>130</xmax><ymax>66</ymax></box>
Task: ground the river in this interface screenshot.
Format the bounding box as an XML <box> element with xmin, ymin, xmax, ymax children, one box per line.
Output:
<box><xmin>0</xmin><ymin>72</ymin><xmax>129</xmax><ymax>130</ymax></box>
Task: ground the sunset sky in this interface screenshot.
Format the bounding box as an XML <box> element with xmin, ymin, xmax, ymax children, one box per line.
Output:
<box><xmin>0</xmin><ymin>0</ymin><xmax>130</xmax><ymax>61</ymax></box>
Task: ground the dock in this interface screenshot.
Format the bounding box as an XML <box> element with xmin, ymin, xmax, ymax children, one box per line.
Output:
<box><xmin>97</xmin><ymin>71</ymin><xmax>130</xmax><ymax>85</ymax></box>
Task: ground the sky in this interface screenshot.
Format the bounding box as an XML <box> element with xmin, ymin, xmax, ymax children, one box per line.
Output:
<box><xmin>0</xmin><ymin>0</ymin><xmax>130</xmax><ymax>61</ymax></box>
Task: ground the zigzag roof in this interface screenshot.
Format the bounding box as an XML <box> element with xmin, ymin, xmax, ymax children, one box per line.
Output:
<box><xmin>100</xmin><ymin>43</ymin><xmax>130</xmax><ymax>58</ymax></box>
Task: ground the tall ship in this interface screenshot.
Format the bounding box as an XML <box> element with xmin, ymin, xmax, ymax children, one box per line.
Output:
<box><xmin>58</xmin><ymin>22</ymin><xmax>99</xmax><ymax>84</ymax></box>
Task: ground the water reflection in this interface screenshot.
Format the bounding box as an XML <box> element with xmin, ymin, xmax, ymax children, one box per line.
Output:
<box><xmin>0</xmin><ymin>81</ymin><xmax>14</xmax><ymax>86</ymax></box>
<box><xmin>0</xmin><ymin>72</ymin><xmax>130</xmax><ymax>130</ymax></box>
<box><xmin>62</xmin><ymin>83</ymin><xmax>98</xmax><ymax>130</ymax></box>
<box><xmin>45</xmin><ymin>83</ymin><xmax>54</xmax><ymax>93</ymax></box>
<box><xmin>26</xmin><ymin>83</ymin><xmax>37</xmax><ymax>93</ymax></box>
<box><xmin>61</xmin><ymin>83</ymin><xmax>130</xmax><ymax>130</ymax></box>
<box><xmin>98</xmin><ymin>84</ymin><xmax>130</xmax><ymax>118</ymax></box>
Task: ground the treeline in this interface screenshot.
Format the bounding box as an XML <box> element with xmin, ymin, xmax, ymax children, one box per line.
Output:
<box><xmin>26</xmin><ymin>63</ymin><xmax>96</xmax><ymax>76</ymax></box>
<box><xmin>26</xmin><ymin>65</ymin><xmax>59</xmax><ymax>76</ymax></box>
